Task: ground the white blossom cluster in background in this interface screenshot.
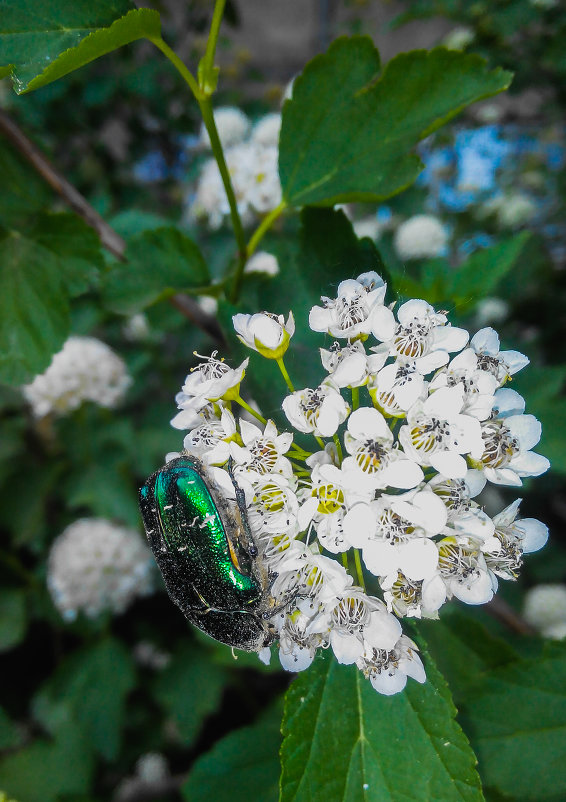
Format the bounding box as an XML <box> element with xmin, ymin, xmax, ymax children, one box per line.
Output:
<box><xmin>190</xmin><ymin>106</ymin><xmax>282</xmax><ymax>229</ymax></box>
<box><xmin>22</xmin><ymin>336</ymin><xmax>131</xmax><ymax>418</ymax></box>
<box><xmin>47</xmin><ymin>518</ymin><xmax>154</xmax><ymax>620</ymax></box>
<box><xmin>170</xmin><ymin>271</ymin><xmax>549</xmax><ymax>695</ymax></box>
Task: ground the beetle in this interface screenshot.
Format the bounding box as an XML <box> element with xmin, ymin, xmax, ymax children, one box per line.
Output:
<box><xmin>139</xmin><ymin>455</ymin><xmax>276</xmax><ymax>652</ymax></box>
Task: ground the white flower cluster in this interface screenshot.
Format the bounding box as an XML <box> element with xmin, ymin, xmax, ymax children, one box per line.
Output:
<box><xmin>22</xmin><ymin>336</ymin><xmax>131</xmax><ymax>418</ymax></box>
<box><xmin>48</xmin><ymin>518</ymin><xmax>154</xmax><ymax>621</ymax></box>
<box><xmin>394</xmin><ymin>214</ymin><xmax>449</xmax><ymax>260</ymax></box>
<box><xmin>171</xmin><ymin>273</ymin><xmax>549</xmax><ymax>695</ymax></box>
<box><xmin>191</xmin><ymin>107</ymin><xmax>282</xmax><ymax>229</ymax></box>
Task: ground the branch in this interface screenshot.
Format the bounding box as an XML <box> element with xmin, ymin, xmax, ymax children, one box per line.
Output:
<box><xmin>0</xmin><ymin>110</ymin><xmax>224</xmax><ymax>344</ymax></box>
<box><xmin>486</xmin><ymin>595</ymin><xmax>537</xmax><ymax>636</ymax></box>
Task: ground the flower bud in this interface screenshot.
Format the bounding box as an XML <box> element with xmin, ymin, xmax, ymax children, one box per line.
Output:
<box><xmin>233</xmin><ymin>311</ymin><xmax>295</xmax><ymax>359</ymax></box>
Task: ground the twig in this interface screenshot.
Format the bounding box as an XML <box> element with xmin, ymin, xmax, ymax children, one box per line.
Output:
<box><xmin>0</xmin><ymin>109</ymin><xmax>224</xmax><ymax>343</ymax></box>
<box><xmin>486</xmin><ymin>595</ymin><xmax>537</xmax><ymax>636</ymax></box>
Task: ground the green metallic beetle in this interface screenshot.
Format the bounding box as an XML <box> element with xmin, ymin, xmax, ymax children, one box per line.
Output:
<box><xmin>139</xmin><ymin>455</ymin><xmax>276</xmax><ymax>652</ymax></box>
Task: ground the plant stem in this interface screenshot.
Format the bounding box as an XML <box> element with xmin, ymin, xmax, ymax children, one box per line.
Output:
<box><xmin>234</xmin><ymin>395</ymin><xmax>267</xmax><ymax>425</ymax></box>
<box><xmin>199</xmin><ymin>0</ymin><xmax>226</xmax><ymax>95</ymax></box>
<box><xmin>149</xmin><ymin>35</ymin><xmax>202</xmax><ymax>99</ymax></box>
<box><xmin>276</xmin><ymin>356</ymin><xmax>295</xmax><ymax>393</ymax></box>
<box><xmin>354</xmin><ymin>549</ymin><xmax>366</xmax><ymax>591</ymax></box>
<box><xmin>341</xmin><ymin>552</ymin><xmax>349</xmax><ymax>571</ymax></box>
<box><xmin>333</xmin><ymin>433</ymin><xmax>343</xmax><ymax>462</ymax></box>
<box><xmin>150</xmin><ymin>35</ymin><xmax>248</xmax><ymax>294</ymax></box>
<box><xmin>315</xmin><ymin>435</ymin><xmax>326</xmax><ymax>449</ymax></box>
<box><xmin>246</xmin><ymin>201</ymin><xmax>287</xmax><ymax>258</ymax></box>
<box><xmin>351</xmin><ymin>386</ymin><xmax>359</xmax><ymax>411</ymax></box>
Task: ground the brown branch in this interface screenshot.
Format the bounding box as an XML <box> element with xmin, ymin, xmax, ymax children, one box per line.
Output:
<box><xmin>0</xmin><ymin>109</ymin><xmax>225</xmax><ymax>343</ymax></box>
<box><xmin>486</xmin><ymin>595</ymin><xmax>537</xmax><ymax>636</ymax></box>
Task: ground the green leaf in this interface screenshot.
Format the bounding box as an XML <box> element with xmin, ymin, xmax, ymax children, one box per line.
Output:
<box><xmin>0</xmin><ymin>706</ymin><xmax>20</xmax><ymax>750</ymax></box>
<box><xmin>152</xmin><ymin>642</ymin><xmax>227</xmax><ymax>745</ymax></box>
<box><xmin>102</xmin><ymin>227</ymin><xmax>210</xmax><ymax>314</ymax></box>
<box><xmin>280</xmin><ymin>649</ymin><xmax>483</xmax><ymax>802</ymax></box>
<box><xmin>0</xmin><ymin>3</ymin><xmax>161</xmax><ymax>94</ymax></box>
<box><xmin>0</xmin><ymin>723</ymin><xmax>94</xmax><ymax>802</ymax></box>
<box><xmin>33</xmin><ymin>638</ymin><xmax>136</xmax><ymax>761</ymax></box>
<box><xmin>459</xmin><ymin>641</ymin><xmax>566</xmax><ymax>799</ymax></box>
<box><xmin>182</xmin><ymin>705</ymin><xmax>282</xmax><ymax>802</ymax></box>
<box><xmin>279</xmin><ymin>38</ymin><xmax>511</xmax><ymax>206</ymax></box>
<box><xmin>0</xmin><ymin>231</ymin><xmax>70</xmax><ymax>385</ymax></box>
<box><xmin>0</xmin><ymin>140</ymin><xmax>52</xmax><ymax>227</ymax></box>
<box><xmin>448</xmin><ymin>234</ymin><xmax>530</xmax><ymax>308</ymax></box>
<box><xmin>29</xmin><ymin>213</ymin><xmax>103</xmax><ymax>296</ymax></box>
<box><xmin>0</xmin><ymin>589</ymin><xmax>26</xmax><ymax>652</ymax></box>
<box><xmin>415</xmin><ymin>613</ymin><xmax>518</xmax><ymax>706</ymax></box>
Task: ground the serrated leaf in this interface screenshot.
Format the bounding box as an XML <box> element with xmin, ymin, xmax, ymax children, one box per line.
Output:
<box><xmin>280</xmin><ymin>649</ymin><xmax>483</xmax><ymax>802</ymax></box>
<box><xmin>0</xmin><ymin>589</ymin><xmax>26</xmax><ymax>652</ymax></box>
<box><xmin>152</xmin><ymin>642</ymin><xmax>227</xmax><ymax>745</ymax></box>
<box><xmin>33</xmin><ymin>638</ymin><xmax>136</xmax><ymax>761</ymax></box>
<box><xmin>0</xmin><ymin>231</ymin><xmax>69</xmax><ymax>385</ymax></box>
<box><xmin>1</xmin><ymin>3</ymin><xmax>161</xmax><ymax>94</ymax></box>
<box><xmin>102</xmin><ymin>227</ymin><xmax>210</xmax><ymax>314</ymax></box>
<box><xmin>279</xmin><ymin>38</ymin><xmax>511</xmax><ymax>206</ymax></box>
<box><xmin>29</xmin><ymin>213</ymin><xmax>103</xmax><ymax>296</ymax></box>
<box><xmin>0</xmin><ymin>723</ymin><xmax>94</xmax><ymax>802</ymax></box>
<box><xmin>459</xmin><ymin>641</ymin><xmax>566</xmax><ymax>799</ymax></box>
<box><xmin>182</xmin><ymin>705</ymin><xmax>282</xmax><ymax>802</ymax></box>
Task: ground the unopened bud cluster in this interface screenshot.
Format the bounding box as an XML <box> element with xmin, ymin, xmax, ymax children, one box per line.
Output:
<box><xmin>170</xmin><ymin>271</ymin><xmax>549</xmax><ymax>695</ymax></box>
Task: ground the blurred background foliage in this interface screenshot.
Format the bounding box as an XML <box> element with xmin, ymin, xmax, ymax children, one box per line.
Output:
<box><xmin>0</xmin><ymin>1</ymin><xmax>566</xmax><ymax>800</ymax></box>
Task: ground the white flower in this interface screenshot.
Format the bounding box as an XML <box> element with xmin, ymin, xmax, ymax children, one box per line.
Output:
<box><xmin>183</xmin><ymin>408</ymin><xmax>237</xmax><ymax>465</ymax></box>
<box><xmin>475</xmin><ymin>390</ymin><xmax>550</xmax><ymax>486</ymax></box>
<box><xmin>247</xmin><ymin>145</ymin><xmax>282</xmax><ymax>213</ymax></box>
<box><xmin>122</xmin><ymin>313</ymin><xmax>151</xmax><ymax>342</ymax></box>
<box><xmin>47</xmin><ymin>519</ymin><xmax>154</xmax><ymax>620</ymax></box>
<box><xmin>277</xmin><ymin>610</ymin><xmax>323</xmax><ymax>672</ymax></box>
<box><xmin>251</xmin><ymin>113</ymin><xmax>281</xmax><ymax>147</ymax></box>
<box><xmin>376</xmin><ymin>299</ymin><xmax>468</xmax><ymax>363</ymax></box>
<box><xmin>233</xmin><ymin>311</ymin><xmax>294</xmax><ymax>359</ymax></box>
<box><xmin>248</xmin><ymin>473</ymin><xmax>299</xmax><ymax>535</ymax></box>
<box><xmin>321</xmin><ymin>340</ymin><xmax>386</xmax><ymax>389</ymax></box>
<box><xmin>244</xmin><ymin>251</ymin><xmax>279</xmax><ymax>276</ymax></box>
<box><xmin>394</xmin><ymin>215</ymin><xmax>448</xmax><ymax>260</ymax></box>
<box><xmin>22</xmin><ymin>336</ymin><xmax>131</xmax><ymax>418</ymax></box>
<box><xmin>399</xmin><ymin>385</ymin><xmax>484</xmax><ymax>478</ymax></box>
<box><xmin>342</xmin><ymin>407</ymin><xmax>424</xmax><ymax>490</ymax></box>
<box><xmin>200</xmin><ymin>106</ymin><xmax>250</xmax><ymax>148</ymax></box>
<box><xmin>474</xmin><ymin>298</ymin><xmax>509</xmax><ymax>328</ymax></box>
<box><xmin>309</xmin><ymin>590</ymin><xmax>402</xmax><ymax>665</ymax></box>
<box><xmin>230</xmin><ymin>418</ymin><xmax>293</xmax><ymax>477</ymax></box>
<box><xmin>437</xmin><ymin>536</ymin><xmax>495</xmax><ymax>604</ymax></box>
<box><xmin>358</xmin><ymin>634</ymin><xmax>426</xmax><ymax>695</ymax></box>
<box><xmin>429</xmin><ymin>348</ymin><xmax>498</xmax><ymax>420</ymax></box>
<box><xmin>442</xmin><ymin>27</ymin><xmax>474</xmax><ymax>50</ymax></box>
<box><xmin>282</xmin><ymin>381</ymin><xmax>350</xmax><ymax>437</ymax></box>
<box><xmin>346</xmin><ymin>488</ymin><xmax>447</xmax><ymax>580</ymax></box>
<box><xmin>309</xmin><ymin>272</ymin><xmax>395</xmax><ymax>341</ymax></box>
<box><xmin>483</xmin><ymin>499</ymin><xmax>548</xmax><ymax>579</ymax></box>
<box><xmin>381</xmin><ymin>571</ymin><xmax>447</xmax><ymax>619</ymax></box>
<box><xmin>523</xmin><ymin>585</ymin><xmax>566</xmax><ymax>639</ymax></box>
<box><xmin>179</xmin><ymin>352</ymin><xmax>248</xmax><ymax>406</ymax></box>
<box><xmin>496</xmin><ymin>192</ymin><xmax>537</xmax><ymax>228</ymax></box>
<box><xmin>468</xmin><ymin>327</ymin><xmax>529</xmax><ymax>386</ymax></box>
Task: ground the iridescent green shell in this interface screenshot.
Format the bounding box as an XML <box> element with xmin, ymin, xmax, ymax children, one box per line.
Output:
<box><xmin>139</xmin><ymin>456</ymin><xmax>274</xmax><ymax>652</ymax></box>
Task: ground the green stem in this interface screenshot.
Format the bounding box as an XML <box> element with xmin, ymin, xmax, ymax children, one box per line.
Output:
<box><xmin>199</xmin><ymin>96</ymin><xmax>248</xmax><ymax>268</ymax></box>
<box><xmin>246</xmin><ymin>201</ymin><xmax>287</xmax><ymax>258</ymax></box>
<box><xmin>315</xmin><ymin>435</ymin><xmax>326</xmax><ymax>450</ymax></box>
<box><xmin>354</xmin><ymin>549</ymin><xmax>366</xmax><ymax>591</ymax></box>
<box><xmin>150</xmin><ymin>35</ymin><xmax>248</xmax><ymax>291</ymax></box>
<box><xmin>351</xmin><ymin>386</ymin><xmax>359</xmax><ymax>411</ymax></box>
<box><xmin>199</xmin><ymin>0</ymin><xmax>226</xmax><ymax>95</ymax></box>
<box><xmin>333</xmin><ymin>433</ymin><xmax>343</xmax><ymax>463</ymax></box>
<box><xmin>233</xmin><ymin>395</ymin><xmax>267</xmax><ymax>425</ymax></box>
<box><xmin>341</xmin><ymin>552</ymin><xmax>349</xmax><ymax>571</ymax></box>
<box><xmin>149</xmin><ymin>35</ymin><xmax>202</xmax><ymax>99</ymax></box>
<box><xmin>276</xmin><ymin>356</ymin><xmax>295</xmax><ymax>393</ymax></box>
